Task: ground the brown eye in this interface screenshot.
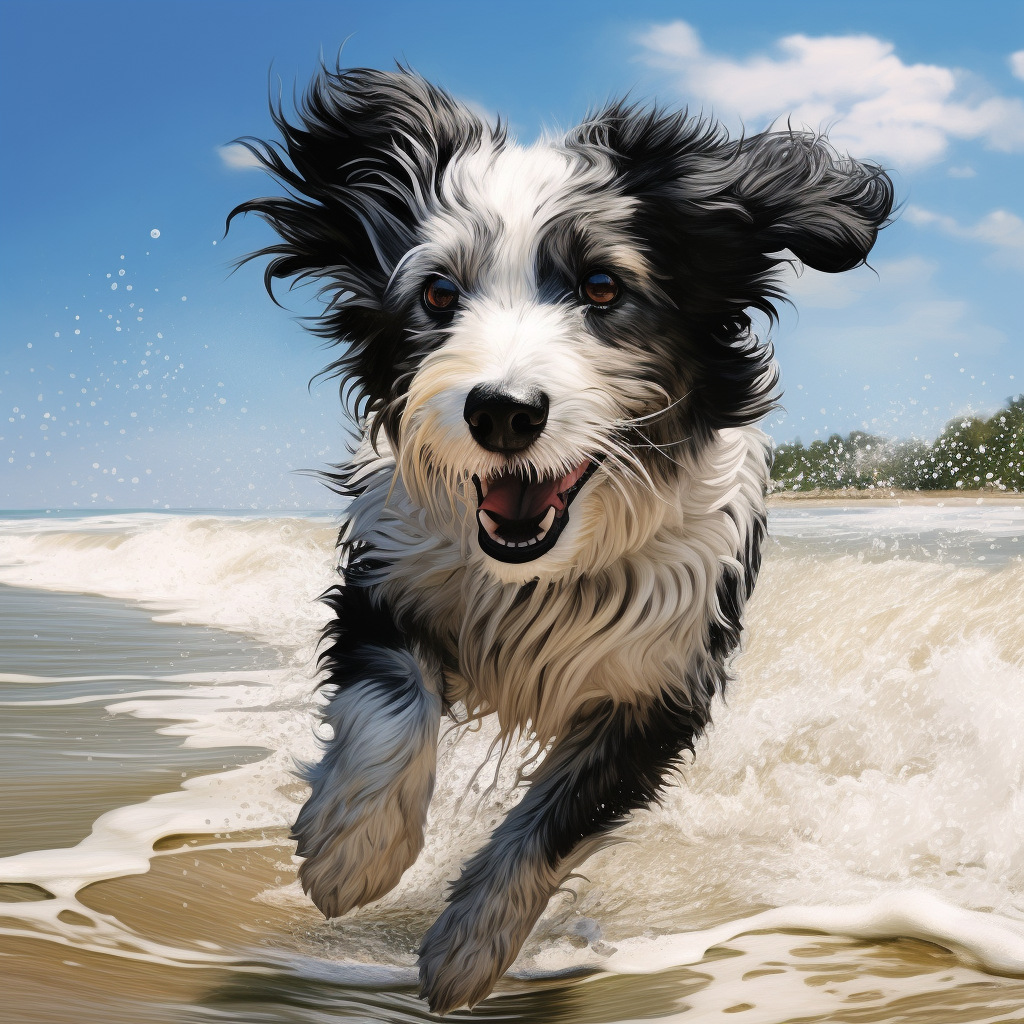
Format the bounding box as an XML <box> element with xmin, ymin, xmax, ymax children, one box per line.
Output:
<box><xmin>423</xmin><ymin>276</ymin><xmax>459</xmax><ymax>313</ymax></box>
<box><xmin>580</xmin><ymin>271</ymin><xmax>621</xmax><ymax>307</ymax></box>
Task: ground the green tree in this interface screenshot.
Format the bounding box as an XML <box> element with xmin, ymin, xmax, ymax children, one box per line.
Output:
<box><xmin>769</xmin><ymin>396</ymin><xmax>1023</xmax><ymax>492</ymax></box>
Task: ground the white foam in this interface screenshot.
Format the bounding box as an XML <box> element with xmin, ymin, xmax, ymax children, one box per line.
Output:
<box><xmin>0</xmin><ymin>513</ymin><xmax>341</xmax><ymax>651</ymax></box>
<box><xmin>770</xmin><ymin>503</ymin><xmax>1024</xmax><ymax>540</ymax></box>
<box><xmin>528</xmin><ymin>892</ymin><xmax>1024</xmax><ymax>977</ymax></box>
<box><xmin>0</xmin><ymin>511</ymin><xmax>1022</xmax><ymax>988</ymax></box>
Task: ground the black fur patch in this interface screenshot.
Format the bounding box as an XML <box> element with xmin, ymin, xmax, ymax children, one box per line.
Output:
<box><xmin>445</xmin><ymin>690</ymin><xmax>712</xmax><ymax>893</ymax></box>
<box><xmin>565</xmin><ymin>103</ymin><xmax>893</xmax><ymax>452</ymax></box>
<box><xmin>226</xmin><ymin>66</ymin><xmax>505</xmax><ymax>445</ymax></box>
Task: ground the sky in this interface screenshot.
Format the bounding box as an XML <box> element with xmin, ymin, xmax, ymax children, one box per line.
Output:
<box><xmin>1</xmin><ymin>0</ymin><xmax>1022</xmax><ymax>509</ymax></box>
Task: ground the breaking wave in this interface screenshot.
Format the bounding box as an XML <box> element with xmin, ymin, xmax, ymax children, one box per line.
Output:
<box><xmin>1</xmin><ymin>506</ymin><xmax>1022</xmax><ymax>1008</ymax></box>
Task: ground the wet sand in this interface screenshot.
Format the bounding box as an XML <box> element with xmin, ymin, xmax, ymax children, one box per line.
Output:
<box><xmin>1</xmin><ymin>510</ymin><xmax>1023</xmax><ymax>1023</ymax></box>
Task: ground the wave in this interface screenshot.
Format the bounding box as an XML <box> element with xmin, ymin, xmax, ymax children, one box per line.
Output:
<box><xmin>0</xmin><ymin>511</ymin><xmax>1022</xmax><ymax>986</ymax></box>
<box><xmin>0</xmin><ymin>512</ymin><xmax>341</xmax><ymax>651</ymax></box>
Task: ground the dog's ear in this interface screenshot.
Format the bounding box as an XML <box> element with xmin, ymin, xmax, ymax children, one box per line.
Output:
<box><xmin>228</xmin><ymin>67</ymin><xmax>490</xmax><ymax>418</ymax></box>
<box><xmin>569</xmin><ymin>106</ymin><xmax>893</xmax><ymax>275</ymax></box>
<box><xmin>227</xmin><ymin>66</ymin><xmax>487</xmax><ymax>302</ymax></box>
<box><xmin>718</xmin><ymin>131</ymin><xmax>895</xmax><ymax>273</ymax></box>
<box><xmin>566</xmin><ymin>106</ymin><xmax>893</xmax><ymax>431</ymax></box>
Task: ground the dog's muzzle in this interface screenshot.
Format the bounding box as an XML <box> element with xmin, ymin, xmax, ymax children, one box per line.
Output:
<box><xmin>472</xmin><ymin>460</ymin><xmax>598</xmax><ymax>564</ymax></box>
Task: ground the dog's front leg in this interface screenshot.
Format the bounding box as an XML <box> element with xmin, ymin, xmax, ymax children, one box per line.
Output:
<box><xmin>292</xmin><ymin>631</ymin><xmax>443</xmax><ymax>919</ymax></box>
<box><xmin>418</xmin><ymin>694</ymin><xmax>709</xmax><ymax>1013</ymax></box>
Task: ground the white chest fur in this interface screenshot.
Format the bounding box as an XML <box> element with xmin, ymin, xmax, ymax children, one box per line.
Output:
<box><xmin>341</xmin><ymin>426</ymin><xmax>769</xmax><ymax>743</ymax></box>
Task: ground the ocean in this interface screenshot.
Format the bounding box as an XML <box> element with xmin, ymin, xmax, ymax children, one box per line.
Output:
<box><xmin>1</xmin><ymin>501</ymin><xmax>1023</xmax><ymax>1023</ymax></box>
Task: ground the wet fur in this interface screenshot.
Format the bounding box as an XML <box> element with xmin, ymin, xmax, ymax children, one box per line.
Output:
<box><xmin>230</xmin><ymin>66</ymin><xmax>894</xmax><ymax>1012</ymax></box>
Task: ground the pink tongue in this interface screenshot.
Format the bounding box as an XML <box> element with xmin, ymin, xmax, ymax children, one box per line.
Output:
<box><xmin>479</xmin><ymin>462</ymin><xmax>588</xmax><ymax>521</ymax></box>
<box><xmin>480</xmin><ymin>474</ymin><xmax>561</xmax><ymax>521</ymax></box>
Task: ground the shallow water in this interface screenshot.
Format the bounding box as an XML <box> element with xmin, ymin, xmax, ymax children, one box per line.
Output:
<box><xmin>1</xmin><ymin>503</ymin><xmax>1023</xmax><ymax>1023</ymax></box>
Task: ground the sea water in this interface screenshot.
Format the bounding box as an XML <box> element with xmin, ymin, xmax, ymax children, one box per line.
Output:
<box><xmin>1</xmin><ymin>502</ymin><xmax>1022</xmax><ymax>1023</ymax></box>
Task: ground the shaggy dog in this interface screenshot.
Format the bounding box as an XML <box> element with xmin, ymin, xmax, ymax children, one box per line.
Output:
<box><xmin>230</xmin><ymin>66</ymin><xmax>893</xmax><ymax>1013</ymax></box>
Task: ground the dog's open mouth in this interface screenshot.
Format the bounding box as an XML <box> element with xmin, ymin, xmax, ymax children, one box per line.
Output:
<box><xmin>472</xmin><ymin>459</ymin><xmax>598</xmax><ymax>564</ymax></box>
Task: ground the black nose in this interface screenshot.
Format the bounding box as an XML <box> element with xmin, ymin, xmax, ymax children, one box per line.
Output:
<box><xmin>464</xmin><ymin>385</ymin><xmax>549</xmax><ymax>454</ymax></box>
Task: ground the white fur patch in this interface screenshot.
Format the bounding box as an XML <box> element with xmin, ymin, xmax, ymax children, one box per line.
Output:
<box><xmin>295</xmin><ymin>647</ymin><xmax>443</xmax><ymax>917</ymax></box>
<box><xmin>349</xmin><ymin>424</ymin><xmax>768</xmax><ymax>742</ymax></box>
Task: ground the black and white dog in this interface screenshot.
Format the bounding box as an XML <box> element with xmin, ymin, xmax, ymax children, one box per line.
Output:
<box><xmin>231</xmin><ymin>67</ymin><xmax>893</xmax><ymax>1012</ymax></box>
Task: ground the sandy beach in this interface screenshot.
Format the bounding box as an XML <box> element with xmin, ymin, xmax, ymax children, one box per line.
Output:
<box><xmin>1</xmin><ymin>505</ymin><xmax>1022</xmax><ymax>1022</ymax></box>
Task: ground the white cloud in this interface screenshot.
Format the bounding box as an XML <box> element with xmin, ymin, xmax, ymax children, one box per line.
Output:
<box><xmin>1011</xmin><ymin>51</ymin><xmax>1024</xmax><ymax>81</ymax></box>
<box><xmin>904</xmin><ymin>206</ymin><xmax>965</xmax><ymax>233</ymax></box>
<box><xmin>947</xmin><ymin>165</ymin><xmax>976</xmax><ymax>178</ymax></box>
<box><xmin>637</xmin><ymin>22</ymin><xmax>1024</xmax><ymax>166</ymax></box>
<box><xmin>805</xmin><ymin>298</ymin><xmax>1006</xmax><ymax>359</ymax></box>
<box><xmin>219</xmin><ymin>144</ymin><xmax>264</xmax><ymax>170</ymax></box>
<box><xmin>905</xmin><ymin>205</ymin><xmax>1024</xmax><ymax>269</ymax></box>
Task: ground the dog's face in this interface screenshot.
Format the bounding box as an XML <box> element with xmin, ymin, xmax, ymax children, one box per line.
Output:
<box><xmin>232</xmin><ymin>69</ymin><xmax>893</xmax><ymax>581</ymax></box>
<box><xmin>392</xmin><ymin>143</ymin><xmax>673</xmax><ymax>582</ymax></box>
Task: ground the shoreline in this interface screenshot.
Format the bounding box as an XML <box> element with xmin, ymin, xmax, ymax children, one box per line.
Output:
<box><xmin>766</xmin><ymin>488</ymin><xmax>1022</xmax><ymax>508</ymax></box>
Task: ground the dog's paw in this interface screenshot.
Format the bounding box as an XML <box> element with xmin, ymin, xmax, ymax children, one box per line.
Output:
<box><xmin>417</xmin><ymin>894</ymin><xmax>527</xmax><ymax>1014</ymax></box>
<box><xmin>293</xmin><ymin>659</ymin><xmax>442</xmax><ymax>919</ymax></box>
<box><xmin>297</xmin><ymin>804</ymin><xmax>421</xmax><ymax>919</ymax></box>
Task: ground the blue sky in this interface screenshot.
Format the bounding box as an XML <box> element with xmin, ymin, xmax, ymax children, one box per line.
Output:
<box><xmin>2</xmin><ymin>0</ymin><xmax>1022</xmax><ymax>509</ymax></box>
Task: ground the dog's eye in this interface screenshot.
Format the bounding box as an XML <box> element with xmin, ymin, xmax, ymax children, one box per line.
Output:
<box><xmin>423</xmin><ymin>276</ymin><xmax>460</xmax><ymax>313</ymax></box>
<box><xmin>580</xmin><ymin>271</ymin><xmax>621</xmax><ymax>307</ymax></box>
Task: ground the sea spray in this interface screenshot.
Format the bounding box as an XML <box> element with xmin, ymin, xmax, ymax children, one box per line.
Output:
<box><xmin>0</xmin><ymin>508</ymin><xmax>1022</xmax><ymax>1019</ymax></box>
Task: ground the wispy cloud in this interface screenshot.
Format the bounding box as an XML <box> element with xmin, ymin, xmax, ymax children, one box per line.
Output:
<box><xmin>778</xmin><ymin>255</ymin><xmax>1007</xmax><ymax>363</ymax></box>
<box><xmin>782</xmin><ymin>256</ymin><xmax>936</xmax><ymax>310</ymax></box>
<box><xmin>905</xmin><ymin>205</ymin><xmax>1024</xmax><ymax>269</ymax></box>
<box><xmin>637</xmin><ymin>22</ymin><xmax>1024</xmax><ymax>166</ymax></box>
<box><xmin>218</xmin><ymin>144</ymin><xmax>264</xmax><ymax>170</ymax></box>
<box><xmin>1011</xmin><ymin>51</ymin><xmax>1024</xmax><ymax>81</ymax></box>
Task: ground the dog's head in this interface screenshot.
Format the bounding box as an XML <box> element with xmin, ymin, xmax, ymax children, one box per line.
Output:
<box><xmin>231</xmin><ymin>67</ymin><xmax>893</xmax><ymax>581</ymax></box>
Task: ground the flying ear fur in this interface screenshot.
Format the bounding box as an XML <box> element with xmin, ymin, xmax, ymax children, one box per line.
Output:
<box><xmin>567</xmin><ymin>104</ymin><xmax>894</xmax><ymax>275</ymax></box>
<box><xmin>227</xmin><ymin>66</ymin><xmax>491</xmax><ymax>298</ymax></box>
<box><xmin>226</xmin><ymin>66</ymin><xmax>496</xmax><ymax>417</ymax></box>
<box><xmin>724</xmin><ymin>131</ymin><xmax>895</xmax><ymax>273</ymax></box>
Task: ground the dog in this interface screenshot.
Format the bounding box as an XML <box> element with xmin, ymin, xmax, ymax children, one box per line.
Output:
<box><xmin>229</xmin><ymin>66</ymin><xmax>893</xmax><ymax>1012</ymax></box>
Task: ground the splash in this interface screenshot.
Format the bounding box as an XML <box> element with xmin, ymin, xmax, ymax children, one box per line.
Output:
<box><xmin>0</xmin><ymin>509</ymin><xmax>1022</xmax><ymax>997</ymax></box>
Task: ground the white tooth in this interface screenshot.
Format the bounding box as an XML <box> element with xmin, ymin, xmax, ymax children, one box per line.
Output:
<box><xmin>478</xmin><ymin>510</ymin><xmax>503</xmax><ymax>543</ymax></box>
<box><xmin>527</xmin><ymin>538</ymin><xmax>537</xmax><ymax>545</ymax></box>
<box><xmin>518</xmin><ymin>542</ymin><xmax>529</xmax><ymax>547</ymax></box>
<box><xmin>539</xmin><ymin>507</ymin><xmax>556</xmax><ymax>532</ymax></box>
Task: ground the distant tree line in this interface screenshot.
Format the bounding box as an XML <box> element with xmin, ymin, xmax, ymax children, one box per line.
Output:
<box><xmin>771</xmin><ymin>395</ymin><xmax>1024</xmax><ymax>493</ymax></box>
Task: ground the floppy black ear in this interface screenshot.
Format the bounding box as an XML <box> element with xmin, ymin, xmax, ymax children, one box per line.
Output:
<box><xmin>567</xmin><ymin>106</ymin><xmax>893</xmax><ymax>278</ymax></box>
<box><xmin>722</xmin><ymin>131</ymin><xmax>895</xmax><ymax>273</ymax></box>
<box><xmin>565</xmin><ymin>106</ymin><xmax>893</xmax><ymax>432</ymax></box>
<box><xmin>227</xmin><ymin>66</ymin><xmax>493</xmax><ymax>413</ymax></box>
<box><xmin>228</xmin><ymin>66</ymin><xmax>488</xmax><ymax>298</ymax></box>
